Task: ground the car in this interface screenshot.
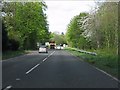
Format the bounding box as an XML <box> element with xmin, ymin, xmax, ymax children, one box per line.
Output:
<box><xmin>55</xmin><ymin>45</ymin><xmax>61</xmax><ymax>50</ymax></box>
<box><xmin>39</xmin><ymin>45</ymin><xmax>48</xmax><ymax>53</ymax></box>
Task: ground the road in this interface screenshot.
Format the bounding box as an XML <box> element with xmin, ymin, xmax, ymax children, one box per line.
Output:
<box><xmin>2</xmin><ymin>50</ymin><xmax>119</xmax><ymax>88</ymax></box>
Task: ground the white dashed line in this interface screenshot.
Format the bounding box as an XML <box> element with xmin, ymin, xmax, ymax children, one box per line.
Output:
<box><xmin>3</xmin><ymin>85</ymin><xmax>12</xmax><ymax>90</ymax></box>
<box><xmin>48</xmin><ymin>51</ymin><xmax>55</xmax><ymax>58</ymax></box>
<box><xmin>25</xmin><ymin>51</ymin><xmax>55</xmax><ymax>75</ymax></box>
<box><xmin>43</xmin><ymin>57</ymin><xmax>47</xmax><ymax>62</ymax></box>
<box><xmin>26</xmin><ymin>64</ymin><xmax>40</xmax><ymax>74</ymax></box>
<box><xmin>16</xmin><ymin>78</ymin><xmax>21</xmax><ymax>81</ymax></box>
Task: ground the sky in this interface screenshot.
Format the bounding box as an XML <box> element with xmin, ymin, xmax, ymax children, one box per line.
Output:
<box><xmin>45</xmin><ymin>1</ymin><xmax>96</xmax><ymax>34</ymax></box>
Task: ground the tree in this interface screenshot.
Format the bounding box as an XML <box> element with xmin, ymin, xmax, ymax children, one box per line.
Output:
<box><xmin>66</xmin><ymin>12</ymin><xmax>89</xmax><ymax>49</ymax></box>
<box><xmin>50</xmin><ymin>32</ymin><xmax>67</xmax><ymax>45</ymax></box>
<box><xmin>2</xmin><ymin>2</ymin><xmax>50</xmax><ymax>50</ymax></box>
<box><xmin>66</xmin><ymin>2</ymin><xmax>118</xmax><ymax>55</ymax></box>
<box><xmin>84</xmin><ymin>2</ymin><xmax>118</xmax><ymax>53</ymax></box>
<box><xmin>2</xmin><ymin>20</ymin><xmax>8</xmax><ymax>51</ymax></box>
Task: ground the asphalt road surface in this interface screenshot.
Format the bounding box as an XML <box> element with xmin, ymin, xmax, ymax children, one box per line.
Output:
<box><xmin>2</xmin><ymin>50</ymin><xmax>119</xmax><ymax>88</ymax></box>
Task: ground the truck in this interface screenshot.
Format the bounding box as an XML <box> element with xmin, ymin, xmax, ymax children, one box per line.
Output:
<box><xmin>49</xmin><ymin>40</ymin><xmax>56</xmax><ymax>49</ymax></box>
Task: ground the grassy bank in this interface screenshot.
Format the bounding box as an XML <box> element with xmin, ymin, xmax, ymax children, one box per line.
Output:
<box><xmin>65</xmin><ymin>47</ymin><xmax>118</xmax><ymax>79</ymax></box>
<box><xmin>2</xmin><ymin>50</ymin><xmax>30</xmax><ymax>60</ymax></box>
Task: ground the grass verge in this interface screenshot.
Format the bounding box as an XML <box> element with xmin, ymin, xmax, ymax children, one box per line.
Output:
<box><xmin>2</xmin><ymin>50</ymin><xmax>30</xmax><ymax>60</ymax></box>
<box><xmin>64</xmin><ymin>47</ymin><xmax>118</xmax><ymax>79</ymax></box>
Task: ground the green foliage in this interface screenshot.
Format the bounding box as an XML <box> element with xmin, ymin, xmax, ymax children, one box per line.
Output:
<box><xmin>2</xmin><ymin>2</ymin><xmax>49</xmax><ymax>50</ymax></box>
<box><xmin>66</xmin><ymin>2</ymin><xmax>118</xmax><ymax>55</ymax></box>
<box><xmin>2</xmin><ymin>20</ymin><xmax>9</xmax><ymax>51</ymax></box>
<box><xmin>83</xmin><ymin>2</ymin><xmax>118</xmax><ymax>52</ymax></box>
<box><xmin>66</xmin><ymin>12</ymin><xmax>89</xmax><ymax>49</ymax></box>
<box><xmin>50</xmin><ymin>32</ymin><xmax>67</xmax><ymax>45</ymax></box>
<box><xmin>8</xmin><ymin>39</ymin><xmax>20</xmax><ymax>51</ymax></box>
<box><xmin>2</xmin><ymin>50</ymin><xmax>28</xmax><ymax>60</ymax></box>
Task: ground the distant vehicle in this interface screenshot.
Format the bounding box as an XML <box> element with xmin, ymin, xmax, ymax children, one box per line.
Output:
<box><xmin>55</xmin><ymin>45</ymin><xmax>61</xmax><ymax>50</ymax></box>
<box><xmin>49</xmin><ymin>41</ymin><xmax>56</xmax><ymax>49</ymax></box>
<box><xmin>55</xmin><ymin>45</ymin><xmax>64</xmax><ymax>50</ymax></box>
<box><xmin>39</xmin><ymin>45</ymin><xmax>48</xmax><ymax>53</ymax></box>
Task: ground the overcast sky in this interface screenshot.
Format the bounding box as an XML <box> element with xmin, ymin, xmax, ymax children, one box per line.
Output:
<box><xmin>45</xmin><ymin>1</ymin><xmax>96</xmax><ymax>34</ymax></box>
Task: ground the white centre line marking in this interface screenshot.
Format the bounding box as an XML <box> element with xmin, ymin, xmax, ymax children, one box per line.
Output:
<box><xmin>43</xmin><ymin>57</ymin><xmax>47</xmax><ymax>62</ymax></box>
<box><xmin>48</xmin><ymin>51</ymin><xmax>55</xmax><ymax>58</ymax></box>
<box><xmin>25</xmin><ymin>51</ymin><xmax>55</xmax><ymax>75</ymax></box>
<box><xmin>16</xmin><ymin>78</ymin><xmax>21</xmax><ymax>81</ymax></box>
<box><xmin>26</xmin><ymin>64</ymin><xmax>40</xmax><ymax>74</ymax></box>
<box><xmin>3</xmin><ymin>85</ymin><xmax>12</xmax><ymax>90</ymax></box>
<box><xmin>43</xmin><ymin>51</ymin><xmax>55</xmax><ymax>62</ymax></box>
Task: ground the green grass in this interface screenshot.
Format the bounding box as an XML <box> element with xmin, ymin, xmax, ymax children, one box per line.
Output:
<box><xmin>64</xmin><ymin>47</ymin><xmax>118</xmax><ymax>79</ymax></box>
<box><xmin>2</xmin><ymin>50</ymin><xmax>30</xmax><ymax>60</ymax></box>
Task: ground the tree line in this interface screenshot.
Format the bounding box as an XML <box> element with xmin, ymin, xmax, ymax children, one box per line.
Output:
<box><xmin>66</xmin><ymin>2</ymin><xmax>118</xmax><ymax>55</ymax></box>
<box><xmin>2</xmin><ymin>1</ymin><xmax>50</xmax><ymax>51</ymax></box>
<box><xmin>50</xmin><ymin>31</ymin><xmax>67</xmax><ymax>46</ymax></box>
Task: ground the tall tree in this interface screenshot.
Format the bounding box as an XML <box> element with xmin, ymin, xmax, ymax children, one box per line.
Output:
<box><xmin>2</xmin><ymin>2</ymin><xmax>50</xmax><ymax>50</ymax></box>
<box><xmin>50</xmin><ymin>32</ymin><xmax>67</xmax><ymax>45</ymax></box>
<box><xmin>66</xmin><ymin>12</ymin><xmax>89</xmax><ymax>49</ymax></box>
<box><xmin>66</xmin><ymin>2</ymin><xmax>118</xmax><ymax>54</ymax></box>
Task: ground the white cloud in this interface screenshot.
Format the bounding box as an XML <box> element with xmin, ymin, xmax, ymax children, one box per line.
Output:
<box><xmin>45</xmin><ymin>1</ymin><xmax>96</xmax><ymax>34</ymax></box>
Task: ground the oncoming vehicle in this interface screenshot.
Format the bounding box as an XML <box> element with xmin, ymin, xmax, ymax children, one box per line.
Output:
<box><xmin>39</xmin><ymin>45</ymin><xmax>48</xmax><ymax>53</ymax></box>
<box><xmin>55</xmin><ymin>45</ymin><xmax>61</xmax><ymax>50</ymax></box>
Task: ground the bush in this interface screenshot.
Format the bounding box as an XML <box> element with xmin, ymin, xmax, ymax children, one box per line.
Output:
<box><xmin>8</xmin><ymin>39</ymin><xmax>20</xmax><ymax>51</ymax></box>
<box><xmin>2</xmin><ymin>21</ymin><xmax>9</xmax><ymax>51</ymax></box>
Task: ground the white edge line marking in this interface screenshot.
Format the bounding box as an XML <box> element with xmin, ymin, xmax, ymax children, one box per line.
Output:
<box><xmin>94</xmin><ymin>66</ymin><xmax>120</xmax><ymax>83</ymax></box>
<box><xmin>88</xmin><ymin>61</ymin><xmax>120</xmax><ymax>83</ymax></box>
<box><xmin>4</xmin><ymin>85</ymin><xmax>12</xmax><ymax>90</ymax></box>
<box><xmin>25</xmin><ymin>51</ymin><xmax>55</xmax><ymax>74</ymax></box>
<box><xmin>67</xmin><ymin>51</ymin><xmax>120</xmax><ymax>83</ymax></box>
<box><xmin>26</xmin><ymin>64</ymin><xmax>40</xmax><ymax>74</ymax></box>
